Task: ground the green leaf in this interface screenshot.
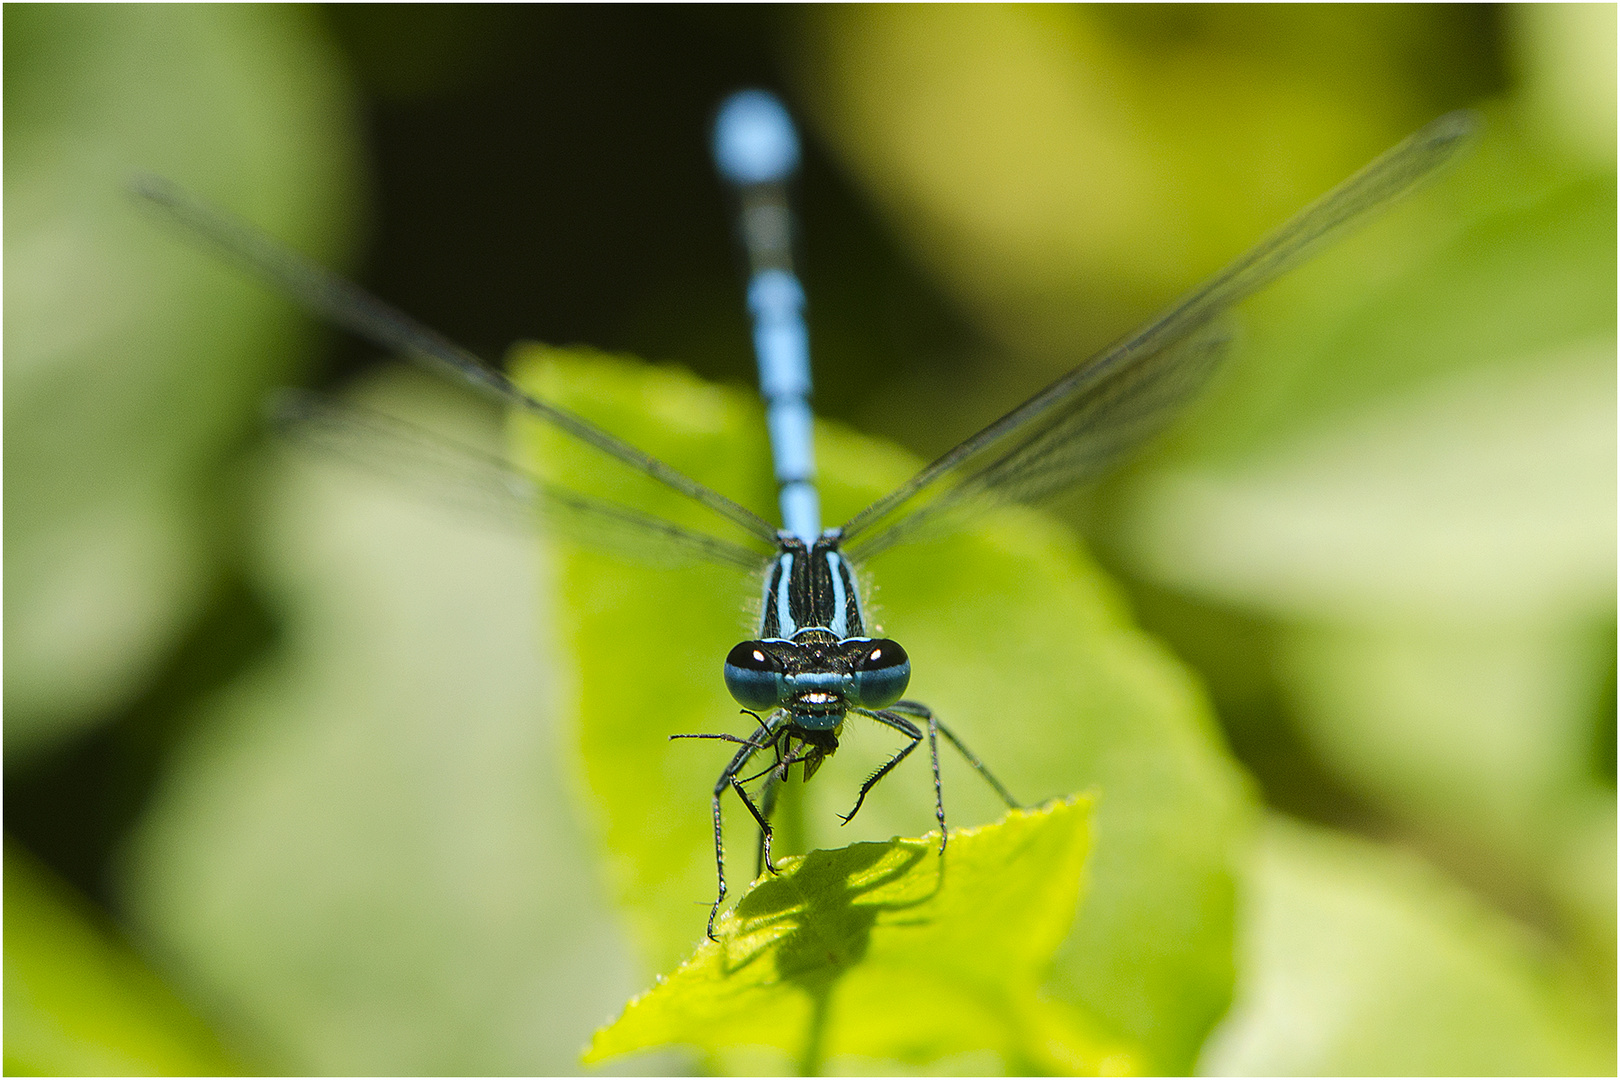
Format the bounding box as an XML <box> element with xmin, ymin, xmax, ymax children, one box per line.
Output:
<box><xmin>5</xmin><ymin>843</ymin><xmax>239</xmax><ymax>1076</ymax></box>
<box><xmin>1200</xmin><ymin>816</ymin><xmax>1613</xmax><ymax>1076</ymax></box>
<box><xmin>513</xmin><ymin>347</ymin><xmax>1254</xmax><ymax>1071</ymax></box>
<box><xmin>4</xmin><ymin>5</ymin><xmax>361</xmax><ymax>756</ymax></box>
<box><xmin>588</xmin><ymin>797</ymin><xmax>1137</xmax><ymax>1074</ymax></box>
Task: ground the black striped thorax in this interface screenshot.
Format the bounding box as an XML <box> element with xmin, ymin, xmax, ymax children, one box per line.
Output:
<box><xmin>758</xmin><ymin>533</ymin><xmax>864</xmax><ymax>642</ymax></box>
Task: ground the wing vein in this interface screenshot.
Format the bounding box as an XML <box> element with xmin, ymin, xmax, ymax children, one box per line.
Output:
<box><xmin>132</xmin><ymin>176</ymin><xmax>780</xmax><ymax>546</ymax></box>
<box><xmin>840</xmin><ymin>110</ymin><xmax>1477</xmax><ymax>557</ymax></box>
<box><xmin>275</xmin><ymin>390</ymin><xmax>772</xmax><ymax>570</ymax></box>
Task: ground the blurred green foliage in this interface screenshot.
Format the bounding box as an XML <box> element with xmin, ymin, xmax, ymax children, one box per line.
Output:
<box><xmin>118</xmin><ymin>370</ymin><xmax>637</xmax><ymax>1073</ymax></box>
<box><xmin>5</xmin><ymin>4</ymin><xmax>1613</xmax><ymax>1077</ymax></box>
<box><xmin>5</xmin><ymin>844</ymin><xmax>237</xmax><ymax>1076</ymax></box>
<box><xmin>1202</xmin><ymin>817</ymin><xmax>1610</xmax><ymax>1075</ymax></box>
<box><xmin>5</xmin><ymin>4</ymin><xmax>360</xmax><ymax>755</ymax></box>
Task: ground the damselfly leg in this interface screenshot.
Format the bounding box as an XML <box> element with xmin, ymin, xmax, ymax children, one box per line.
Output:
<box><xmin>678</xmin><ymin>699</ymin><xmax>1021</xmax><ymax>940</ymax></box>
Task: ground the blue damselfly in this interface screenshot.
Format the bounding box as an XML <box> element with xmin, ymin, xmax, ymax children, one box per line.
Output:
<box><xmin>135</xmin><ymin>93</ymin><xmax>1474</xmax><ymax>939</ymax></box>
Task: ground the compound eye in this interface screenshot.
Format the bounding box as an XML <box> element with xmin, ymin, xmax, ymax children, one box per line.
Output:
<box><xmin>850</xmin><ymin>638</ymin><xmax>910</xmax><ymax>708</ymax></box>
<box><xmin>854</xmin><ymin>639</ymin><xmax>908</xmax><ymax>671</ymax></box>
<box><xmin>724</xmin><ymin>641</ymin><xmax>783</xmax><ymax>710</ymax></box>
<box><xmin>725</xmin><ymin>641</ymin><xmax>777</xmax><ymax>671</ymax></box>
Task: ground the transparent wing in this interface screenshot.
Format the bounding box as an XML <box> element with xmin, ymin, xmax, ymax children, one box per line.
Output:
<box><xmin>131</xmin><ymin>175</ymin><xmax>781</xmax><ymax>549</ymax></box>
<box><xmin>841</xmin><ymin>110</ymin><xmax>1478</xmax><ymax>563</ymax></box>
<box><xmin>848</xmin><ymin>322</ymin><xmax>1233</xmax><ymax>560</ymax></box>
<box><xmin>275</xmin><ymin>390</ymin><xmax>774</xmax><ymax>571</ymax></box>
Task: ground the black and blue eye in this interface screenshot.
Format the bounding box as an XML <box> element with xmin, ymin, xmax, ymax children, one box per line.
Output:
<box><xmin>850</xmin><ymin>638</ymin><xmax>910</xmax><ymax>708</ymax></box>
<box><xmin>723</xmin><ymin>641</ymin><xmax>784</xmax><ymax>710</ymax></box>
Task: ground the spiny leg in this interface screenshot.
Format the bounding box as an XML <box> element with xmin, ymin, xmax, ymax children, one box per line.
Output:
<box><xmin>744</xmin><ymin>745</ymin><xmax>814</xmax><ymax>870</ymax></box>
<box><xmin>927</xmin><ymin>712</ymin><xmax>945</xmax><ymax>850</ymax></box>
<box><xmin>889</xmin><ymin>701</ymin><xmax>1021</xmax><ymax>854</ymax></box>
<box><xmin>739</xmin><ymin>743</ymin><xmax>813</xmax><ymax>786</ymax></box>
<box><xmin>671</xmin><ymin>732</ymin><xmax>765</xmax><ymax>747</ymax></box>
<box><xmin>859</xmin><ymin>706</ymin><xmax>942</xmax><ymax>848</ymax></box>
<box><xmin>675</xmin><ymin>711</ymin><xmax>783</xmax><ymax>903</ymax></box>
<box><xmin>838</xmin><ymin>710</ymin><xmax>923</xmax><ymax>827</ymax></box>
<box><xmin>755</xmin><ymin>741</ymin><xmax>784</xmax><ymax>878</ymax></box>
<box><xmin>722</xmin><ymin>722</ymin><xmax>797</xmax><ymax>881</ymax></box>
<box><xmin>751</xmin><ymin>739</ymin><xmax>827</xmax><ymax>874</ymax></box>
<box><xmin>891</xmin><ymin>701</ymin><xmax>1022</xmax><ymax>811</ymax></box>
<box><xmin>701</xmin><ymin>716</ymin><xmax>784</xmax><ymax>940</ymax></box>
<box><xmin>669</xmin><ymin>708</ymin><xmax>776</xmax><ymax>750</ymax></box>
<box><xmin>729</xmin><ymin>765</ymin><xmax>781</xmax><ymax>873</ymax></box>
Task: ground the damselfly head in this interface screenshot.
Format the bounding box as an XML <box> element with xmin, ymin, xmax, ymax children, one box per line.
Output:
<box><xmin>722</xmin><ymin>632</ymin><xmax>911</xmax><ymax>721</ymax></box>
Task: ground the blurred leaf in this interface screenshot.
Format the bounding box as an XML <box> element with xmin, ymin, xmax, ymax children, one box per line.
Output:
<box><xmin>1278</xmin><ymin>621</ymin><xmax>1611</xmax><ymax>857</ymax></box>
<box><xmin>1199</xmin><ymin>816</ymin><xmax>1612</xmax><ymax>1076</ymax></box>
<box><xmin>1509</xmin><ymin>3</ymin><xmax>1617</xmax><ymax>169</ymax></box>
<box><xmin>120</xmin><ymin>371</ymin><xmax>639</xmax><ymax>1074</ymax></box>
<box><xmin>514</xmin><ymin>348</ymin><xmax>1255</xmax><ymax>1071</ymax></box>
<box><xmin>1120</xmin><ymin>340</ymin><xmax>1615</xmax><ymax>622</ymax></box>
<box><xmin>589</xmin><ymin>798</ymin><xmax>1137</xmax><ymax>1074</ymax></box>
<box><xmin>793</xmin><ymin>6</ymin><xmax>1485</xmax><ymax>368</ymax></box>
<box><xmin>4</xmin><ymin>843</ymin><xmax>238</xmax><ymax>1076</ymax></box>
<box><xmin>1102</xmin><ymin>105</ymin><xmax>1616</xmax><ymax>985</ymax></box>
<box><xmin>4</xmin><ymin>5</ymin><xmax>360</xmax><ymax>755</ymax></box>
<box><xmin>1274</xmin><ymin>621</ymin><xmax>1617</xmax><ymax>979</ymax></box>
